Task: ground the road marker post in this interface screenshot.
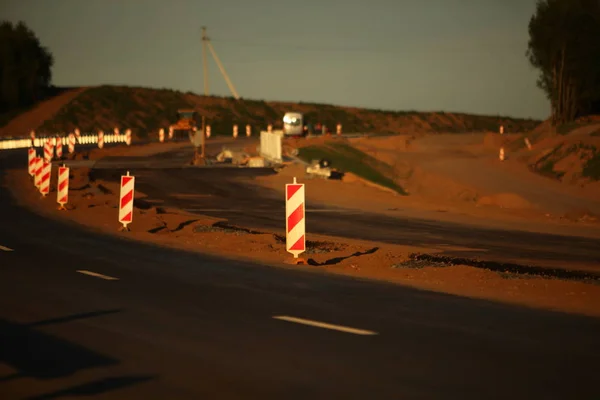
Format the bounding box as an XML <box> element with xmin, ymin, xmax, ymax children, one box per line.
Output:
<box><xmin>44</xmin><ymin>139</ymin><xmax>54</xmax><ymax>162</ymax></box>
<box><xmin>159</xmin><ymin>128</ymin><xmax>165</xmax><ymax>143</ymax></box>
<box><xmin>206</xmin><ymin>125</ymin><xmax>211</xmax><ymax>138</ymax></box>
<box><xmin>98</xmin><ymin>130</ymin><xmax>104</xmax><ymax>149</ymax></box>
<box><xmin>336</xmin><ymin>123</ymin><xmax>342</xmax><ymax>135</ymax></box>
<box><xmin>246</xmin><ymin>124</ymin><xmax>251</xmax><ymax>137</ymax></box>
<box><xmin>68</xmin><ymin>133</ymin><xmax>76</xmax><ymax>154</ymax></box>
<box><xmin>39</xmin><ymin>160</ymin><xmax>51</xmax><ymax>196</ymax></box>
<box><xmin>233</xmin><ymin>124</ymin><xmax>238</xmax><ymax>138</ymax></box>
<box><xmin>118</xmin><ymin>171</ymin><xmax>135</xmax><ymax>231</ymax></box>
<box><xmin>125</xmin><ymin>129</ymin><xmax>132</xmax><ymax>146</ymax></box>
<box><xmin>524</xmin><ymin>138</ymin><xmax>532</xmax><ymax>150</ymax></box>
<box><xmin>55</xmin><ymin>137</ymin><xmax>63</xmax><ymax>159</ymax></box>
<box><xmin>168</xmin><ymin>127</ymin><xmax>174</xmax><ymax>140</ymax></box>
<box><xmin>285</xmin><ymin>177</ymin><xmax>307</xmax><ymax>265</ymax></box>
<box><xmin>57</xmin><ymin>164</ymin><xmax>69</xmax><ymax>210</ymax></box>
<box><xmin>499</xmin><ymin>147</ymin><xmax>505</xmax><ymax>161</ymax></box>
<box><xmin>34</xmin><ymin>157</ymin><xmax>43</xmax><ymax>188</ymax></box>
<box><xmin>28</xmin><ymin>148</ymin><xmax>36</xmax><ymax>177</ymax></box>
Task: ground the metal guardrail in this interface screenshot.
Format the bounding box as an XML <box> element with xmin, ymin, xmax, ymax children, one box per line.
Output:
<box><xmin>0</xmin><ymin>133</ymin><xmax>127</xmax><ymax>150</ymax></box>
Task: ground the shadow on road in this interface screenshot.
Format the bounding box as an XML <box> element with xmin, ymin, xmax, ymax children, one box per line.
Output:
<box><xmin>0</xmin><ymin>309</ymin><xmax>123</xmax><ymax>381</ymax></box>
<box><xmin>23</xmin><ymin>375</ymin><xmax>157</xmax><ymax>400</ymax></box>
<box><xmin>308</xmin><ymin>247</ymin><xmax>379</xmax><ymax>266</ymax></box>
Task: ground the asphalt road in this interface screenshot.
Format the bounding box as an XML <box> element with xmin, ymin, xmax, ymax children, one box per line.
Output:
<box><xmin>85</xmin><ymin>146</ymin><xmax>600</xmax><ymax>273</ymax></box>
<box><xmin>2</xmin><ymin>146</ymin><xmax>600</xmax><ymax>399</ymax></box>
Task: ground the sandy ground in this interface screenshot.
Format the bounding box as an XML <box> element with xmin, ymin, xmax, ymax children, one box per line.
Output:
<box><xmin>6</xmin><ymin>152</ymin><xmax>600</xmax><ymax>318</ymax></box>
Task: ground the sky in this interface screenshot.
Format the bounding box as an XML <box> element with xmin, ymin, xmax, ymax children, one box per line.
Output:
<box><xmin>2</xmin><ymin>0</ymin><xmax>549</xmax><ymax>119</ymax></box>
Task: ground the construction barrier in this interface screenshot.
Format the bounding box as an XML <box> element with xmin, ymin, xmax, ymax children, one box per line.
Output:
<box><xmin>98</xmin><ymin>131</ymin><xmax>104</xmax><ymax>149</ymax></box>
<box><xmin>68</xmin><ymin>133</ymin><xmax>76</xmax><ymax>153</ymax></box>
<box><xmin>159</xmin><ymin>128</ymin><xmax>165</xmax><ymax>143</ymax></box>
<box><xmin>57</xmin><ymin>165</ymin><xmax>69</xmax><ymax>210</ymax></box>
<box><xmin>34</xmin><ymin>157</ymin><xmax>43</xmax><ymax>188</ymax></box>
<box><xmin>285</xmin><ymin>177</ymin><xmax>306</xmax><ymax>263</ymax></box>
<box><xmin>43</xmin><ymin>139</ymin><xmax>54</xmax><ymax>162</ymax></box>
<box><xmin>233</xmin><ymin>124</ymin><xmax>238</xmax><ymax>138</ymax></box>
<box><xmin>56</xmin><ymin>137</ymin><xmax>63</xmax><ymax>158</ymax></box>
<box><xmin>39</xmin><ymin>161</ymin><xmax>51</xmax><ymax>196</ymax></box>
<box><xmin>336</xmin><ymin>123</ymin><xmax>342</xmax><ymax>135</ymax></box>
<box><xmin>246</xmin><ymin>124</ymin><xmax>251</xmax><ymax>137</ymax></box>
<box><xmin>118</xmin><ymin>171</ymin><xmax>135</xmax><ymax>231</ymax></box>
<box><xmin>125</xmin><ymin>129</ymin><xmax>132</xmax><ymax>146</ymax></box>
<box><xmin>168</xmin><ymin>127</ymin><xmax>174</xmax><ymax>140</ymax></box>
<box><xmin>260</xmin><ymin>130</ymin><xmax>282</xmax><ymax>163</ymax></box>
<box><xmin>206</xmin><ymin>125</ymin><xmax>211</xmax><ymax>138</ymax></box>
<box><xmin>499</xmin><ymin>147</ymin><xmax>505</xmax><ymax>161</ymax></box>
<box><xmin>28</xmin><ymin>148</ymin><xmax>36</xmax><ymax>176</ymax></box>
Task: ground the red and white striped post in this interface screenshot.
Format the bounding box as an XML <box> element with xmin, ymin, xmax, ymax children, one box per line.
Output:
<box><xmin>28</xmin><ymin>148</ymin><xmax>36</xmax><ymax>177</ymax></box>
<box><xmin>57</xmin><ymin>165</ymin><xmax>69</xmax><ymax>210</ymax></box>
<box><xmin>125</xmin><ymin>129</ymin><xmax>132</xmax><ymax>146</ymax></box>
<box><xmin>39</xmin><ymin>161</ymin><xmax>51</xmax><ymax>196</ymax></box>
<box><xmin>206</xmin><ymin>125</ymin><xmax>211</xmax><ymax>138</ymax></box>
<box><xmin>233</xmin><ymin>124</ymin><xmax>238</xmax><ymax>138</ymax></box>
<box><xmin>118</xmin><ymin>171</ymin><xmax>135</xmax><ymax>231</ymax></box>
<box><xmin>68</xmin><ymin>133</ymin><xmax>76</xmax><ymax>154</ymax></box>
<box><xmin>336</xmin><ymin>123</ymin><xmax>342</xmax><ymax>135</ymax></box>
<box><xmin>55</xmin><ymin>137</ymin><xmax>63</xmax><ymax>158</ymax></box>
<box><xmin>34</xmin><ymin>157</ymin><xmax>43</xmax><ymax>188</ymax></box>
<box><xmin>74</xmin><ymin>128</ymin><xmax>81</xmax><ymax>143</ymax></box>
<box><xmin>246</xmin><ymin>124</ymin><xmax>251</xmax><ymax>137</ymax></box>
<box><xmin>285</xmin><ymin>177</ymin><xmax>306</xmax><ymax>264</ymax></box>
<box><xmin>97</xmin><ymin>131</ymin><xmax>104</xmax><ymax>149</ymax></box>
<box><xmin>168</xmin><ymin>127</ymin><xmax>174</xmax><ymax>140</ymax></box>
<box><xmin>44</xmin><ymin>139</ymin><xmax>54</xmax><ymax>162</ymax></box>
<box><xmin>159</xmin><ymin>128</ymin><xmax>165</xmax><ymax>143</ymax></box>
<box><xmin>268</xmin><ymin>124</ymin><xmax>273</xmax><ymax>133</ymax></box>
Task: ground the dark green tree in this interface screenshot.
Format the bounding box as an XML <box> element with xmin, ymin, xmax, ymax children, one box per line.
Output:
<box><xmin>527</xmin><ymin>0</ymin><xmax>600</xmax><ymax>125</ymax></box>
<box><xmin>0</xmin><ymin>20</ymin><xmax>54</xmax><ymax>112</ymax></box>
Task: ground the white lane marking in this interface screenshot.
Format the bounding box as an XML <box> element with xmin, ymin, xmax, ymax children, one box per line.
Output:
<box><xmin>76</xmin><ymin>270</ymin><xmax>119</xmax><ymax>281</ymax></box>
<box><xmin>273</xmin><ymin>315</ymin><xmax>378</xmax><ymax>336</ymax></box>
<box><xmin>0</xmin><ymin>244</ymin><xmax>14</xmax><ymax>251</ymax></box>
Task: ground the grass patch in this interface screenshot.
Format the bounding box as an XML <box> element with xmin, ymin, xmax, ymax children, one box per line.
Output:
<box><xmin>298</xmin><ymin>142</ymin><xmax>407</xmax><ymax>195</ymax></box>
<box><xmin>582</xmin><ymin>151</ymin><xmax>600</xmax><ymax>180</ymax></box>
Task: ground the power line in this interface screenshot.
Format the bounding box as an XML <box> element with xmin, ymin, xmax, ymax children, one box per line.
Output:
<box><xmin>210</xmin><ymin>39</ymin><xmax>400</xmax><ymax>54</ymax></box>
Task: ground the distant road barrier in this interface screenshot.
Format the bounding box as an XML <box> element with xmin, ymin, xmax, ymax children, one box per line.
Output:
<box><xmin>0</xmin><ymin>132</ymin><xmax>130</xmax><ymax>151</ymax></box>
<box><xmin>260</xmin><ymin>130</ymin><xmax>283</xmax><ymax>163</ymax></box>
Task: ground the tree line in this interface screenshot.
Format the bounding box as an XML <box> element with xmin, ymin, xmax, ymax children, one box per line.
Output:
<box><xmin>527</xmin><ymin>0</ymin><xmax>600</xmax><ymax>125</ymax></box>
<box><xmin>0</xmin><ymin>21</ymin><xmax>54</xmax><ymax>113</ymax></box>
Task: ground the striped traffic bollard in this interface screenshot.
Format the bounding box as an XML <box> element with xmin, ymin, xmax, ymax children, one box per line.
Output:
<box><xmin>44</xmin><ymin>139</ymin><xmax>54</xmax><ymax>162</ymax></box>
<box><xmin>159</xmin><ymin>128</ymin><xmax>165</xmax><ymax>143</ymax></box>
<box><xmin>34</xmin><ymin>157</ymin><xmax>43</xmax><ymax>188</ymax></box>
<box><xmin>246</xmin><ymin>124</ymin><xmax>251</xmax><ymax>137</ymax></box>
<box><xmin>74</xmin><ymin>128</ymin><xmax>81</xmax><ymax>144</ymax></box>
<box><xmin>206</xmin><ymin>125</ymin><xmax>211</xmax><ymax>138</ymax></box>
<box><xmin>233</xmin><ymin>124</ymin><xmax>238</xmax><ymax>139</ymax></box>
<box><xmin>57</xmin><ymin>165</ymin><xmax>69</xmax><ymax>210</ymax></box>
<box><xmin>285</xmin><ymin>177</ymin><xmax>307</xmax><ymax>264</ymax></box>
<box><xmin>118</xmin><ymin>171</ymin><xmax>135</xmax><ymax>231</ymax></box>
<box><xmin>28</xmin><ymin>148</ymin><xmax>36</xmax><ymax>177</ymax></box>
<box><xmin>39</xmin><ymin>160</ymin><xmax>51</xmax><ymax>196</ymax></box>
<box><xmin>336</xmin><ymin>123</ymin><xmax>342</xmax><ymax>135</ymax></box>
<box><xmin>68</xmin><ymin>133</ymin><xmax>76</xmax><ymax>154</ymax></box>
<box><xmin>98</xmin><ymin>131</ymin><xmax>104</xmax><ymax>149</ymax></box>
<box><xmin>499</xmin><ymin>147</ymin><xmax>505</xmax><ymax>161</ymax></box>
<box><xmin>55</xmin><ymin>137</ymin><xmax>63</xmax><ymax>159</ymax></box>
<box><xmin>125</xmin><ymin>129</ymin><xmax>132</xmax><ymax>146</ymax></box>
<box><xmin>168</xmin><ymin>127</ymin><xmax>174</xmax><ymax>140</ymax></box>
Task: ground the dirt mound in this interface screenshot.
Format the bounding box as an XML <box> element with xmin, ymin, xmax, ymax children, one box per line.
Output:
<box><xmin>0</xmin><ymin>87</ymin><xmax>88</xmax><ymax>138</ymax></box>
<box><xmin>477</xmin><ymin>193</ymin><xmax>534</xmax><ymax>210</ymax></box>
<box><xmin>10</xmin><ymin>85</ymin><xmax>541</xmax><ymax>139</ymax></box>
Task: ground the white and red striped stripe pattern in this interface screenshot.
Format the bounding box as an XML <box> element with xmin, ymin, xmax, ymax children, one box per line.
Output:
<box><xmin>206</xmin><ymin>125</ymin><xmax>211</xmax><ymax>138</ymax></box>
<box><xmin>28</xmin><ymin>148</ymin><xmax>36</xmax><ymax>176</ymax></box>
<box><xmin>68</xmin><ymin>133</ymin><xmax>76</xmax><ymax>153</ymax></box>
<box><xmin>159</xmin><ymin>129</ymin><xmax>165</xmax><ymax>143</ymax></box>
<box><xmin>119</xmin><ymin>172</ymin><xmax>135</xmax><ymax>229</ymax></box>
<box><xmin>55</xmin><ymin>137</ymin><xmax>63</xmax><ymax>158</ymax></box>
<box><xmin>44</xmin><ymin>139</ymin><xmax>54</xmax><ymax>162</ymax></box>
<box><xmin>98</xmin><ymin>131</ymin><xmax>104</xmax><ymax>149</ymax></box>
<box><xmin>285</xmin><ymin>177</ymin><xmax>306</xmax><ymax>257</ymax></box>
<box><xmin>168</xmin><ymin>127</ymin><xmax>174</xmax><ymax>140</ymax></box>
<box><xmin>125</xmin><ymin>129</ymin><xmax>132</xmax><ymax>146</ymax></box>
<box><xmin>233</xmin><ymin>124</ymin><xmax>238</xmax><ymax>138</ymax></box>
<box><xmin>39</xmin><ymin>161</ymin><xmax>51</xmax><ymax>196</ymax></box>
<box><xmin>34</xmin><ymin>157</ymin><xmax>43</xmax><ymax>188</ymax></box>
<box><xmin>57</xmin><ymin>166</ymin><xmax>69</xmax><ymax>208</ymax></box>
<box><xmin>246</xmin><ymin>124</ymin><xmax>251</xmax><ymax>137</ymax></box>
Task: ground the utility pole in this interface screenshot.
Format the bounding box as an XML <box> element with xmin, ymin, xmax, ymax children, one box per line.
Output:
<box><xmin>200</xmin><ymin>26</ymin><xmax>208</xmax><ymax>159</ymax></box>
